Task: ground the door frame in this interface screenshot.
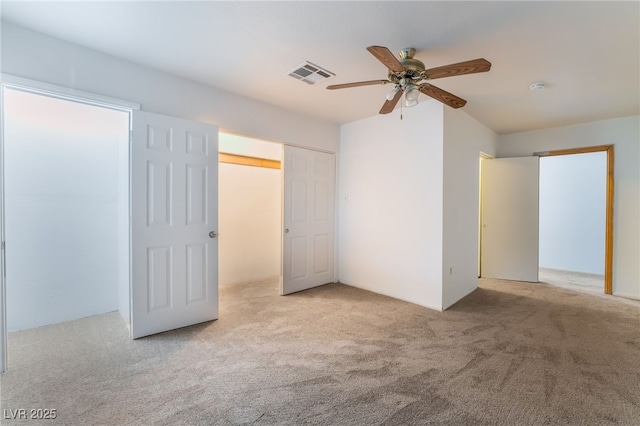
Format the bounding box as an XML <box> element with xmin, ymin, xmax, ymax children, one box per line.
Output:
<box><xmin>478</xmin><ymin>152</ymin><xmax>493</xmax><ymax>278</ymax></box>
<box><xmin>535</xmin><ymin>145</ymin><xmax>614</xmax><ymax>295</ymax></box>
<box><xmin>0</xmin><ymin>74</ymin><xmax>139</xmax><ymax>373</ymax></box>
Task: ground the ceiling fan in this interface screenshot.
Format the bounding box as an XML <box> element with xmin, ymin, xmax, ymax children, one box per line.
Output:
<box><xmin>327</xmin><ymin>46</ymin><xmax>491</xmax><ymax>114</ymax></box>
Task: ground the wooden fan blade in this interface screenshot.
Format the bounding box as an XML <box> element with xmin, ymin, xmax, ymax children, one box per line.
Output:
<box><xmin>379</xmin><ymin>89</ymin><xmax>403</xmax><ymax>114</ymax></box>
<box><xmin>419</xmin><ymin>83</ymin><xmax>467</xmax><ymax>109</ymax></box>
<box><xmin>326</xmin><ymin>80</ymin><xmax>390</xmax><ymax>90</ymax></box>
<box><xmin>424</xmin><ymin>58</ymin><xmax>491</xmax><ymax>80</ymax></box>
<box><xmin>367</xmin><ymin>46</ymin><xmax>405</xmax><ymax>73</ymax></box>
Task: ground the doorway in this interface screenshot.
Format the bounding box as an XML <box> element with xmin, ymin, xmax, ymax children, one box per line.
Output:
<box><xmin>217</xmin><ymin>135</ymin><xmax>337</xmax><ymax>296</ymax></box>
<box><xmin>479</xmin><ymin>145</ymin><xmax>614</xmax><ymax>294</ymax></box>
<box><xmin>539</xmin><ymin>151</ymin><xmax>607</xmax><ymax>294</ymax></box>
<box><xmin>0</xmin><ymin>78</ymin><xmax>137</xmax><ymax>372</ymax></box>
<box><xmin>478</xmin><ymin>152</ymin><xmax>492</xmax><ymax>277</ymax></box>
<box><xmin>536</xmin><ymin>145</ymin><xmax>614</xmax><ymax>294</ymax></box>
<box><xmin>218</xmin><ymin>133</ymin><xmax>283</xmax><ymax>288</ymax></box>
<box><xmin>3</xmin><ymin>87</ymin><xmax>131</xmax><ymax>333</ymax></box>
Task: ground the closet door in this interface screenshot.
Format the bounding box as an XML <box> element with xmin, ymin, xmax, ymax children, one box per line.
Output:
<box><xmin>282</xmin><ymin>146</ymin><xmax>335</xmax><ymax>295</ymax></box>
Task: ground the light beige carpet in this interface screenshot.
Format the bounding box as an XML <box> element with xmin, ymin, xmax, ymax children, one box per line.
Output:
<box><xmin>539</xmin><ymin>267</ymin><xmax>605</xmax><ymax>294</ymax></box>
<box><xmin>1</xmin><ymin>278</ymin><xmax>639</xmax><ymax>425</ymax></box>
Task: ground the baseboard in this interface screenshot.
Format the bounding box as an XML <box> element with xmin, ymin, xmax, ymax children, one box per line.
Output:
<box><xmin>612</xmin><ymin>292</ymin><xmax>640</xmax><ymax>302</ymax></box>
<box><xmin>337</xmin><ymin>281</ymin><xmax>443</xmax><ymax>312</ymax></box>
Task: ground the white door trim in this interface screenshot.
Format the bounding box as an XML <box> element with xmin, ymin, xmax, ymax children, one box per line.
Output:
<box><xmin>0</xmin><ymin>74</ymin><xmax>140</xmax><ymax>113</ymax></box>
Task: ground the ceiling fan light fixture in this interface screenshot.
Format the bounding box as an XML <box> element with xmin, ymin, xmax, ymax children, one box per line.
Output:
<box><xmin>405</xmin><ymin>84</ymin><xmax>420</xmax><ymax>101</ymax></box>
<box><xmin>405</xmin><ymin>98</ymin><xmax>419</xmax><ymax>108</ymax></box>
<box><xmin>386</xmin><ymin>86</ymin><xmax>400</xmax><ymax>101</ymax></box>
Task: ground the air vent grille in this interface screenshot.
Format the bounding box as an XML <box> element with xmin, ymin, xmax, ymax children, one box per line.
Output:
<box><xmin>287</xmin><ymin>61</ymin><xmax>335</xmax><ymax>85</ymax></box>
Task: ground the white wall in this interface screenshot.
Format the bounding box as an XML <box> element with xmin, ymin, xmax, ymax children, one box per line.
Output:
<box><xmin>0</xmin><ymin>22</ymin><xmax>339</xmax><ymax>153</ymax></box>
<box><xmin>539</xmin><ymin>152</ymin><xmax>606</xmax><ymax>274</ymax></box>
<box><xmin>498</xmin><ymin>116</ymin><xmax>640</xmax><ymax>300</ymax></box>
<box><xmin>4</xmin><ymin>89</ymin><xmax>129</xmax><ymax>331</ymax></box>
<box><xmin>338</xmin><ymin>101</ymin><xmax>445</xmax><ymax>310</ymax></box>
<box><xmin>220</xmin><ymin>133</ymin><xmax>282</xmax><ymax>161</ymax></box>
<box><xmin>442</xmin><ymin>107</ymin><xmax>498</xmax><ymax>309</ymax></box>
<box><xmin>219</xmin><ymin>134</ymin><xmax>282</xmax><ymax>286</ymax></box>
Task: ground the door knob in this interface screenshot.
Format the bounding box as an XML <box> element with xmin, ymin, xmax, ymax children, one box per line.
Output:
<box><xmin>209</xmin><ymin>231</ymin><xmax>218</xmax><ymax>238</ymax></box>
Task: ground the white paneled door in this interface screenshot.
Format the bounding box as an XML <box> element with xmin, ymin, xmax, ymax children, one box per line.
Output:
<box><xmin>282</xmin><ymin>146</ymin><xmax>335</xmax><ymax>295</ymax></box>
<box><xmin>131</xmin><ymin>111</ymin><xmax>218</xmax><ymax>338</ymax></box>
<box><xmin>481</xmin><ymin>156</ymin><xmax>539</xmax><ymax>282</ymax></box>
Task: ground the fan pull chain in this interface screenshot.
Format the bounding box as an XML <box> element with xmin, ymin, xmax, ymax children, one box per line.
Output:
<box><xmin>400</xmin><ymin>98</ymin><xmax>403</xmax><ymax>120</ymax></box>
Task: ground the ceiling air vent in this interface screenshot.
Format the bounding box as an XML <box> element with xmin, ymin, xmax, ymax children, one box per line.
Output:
<box><xmin>287</xmin><ymin>61</ymin><xmax>335</xmax><ymax>85</ymax></box>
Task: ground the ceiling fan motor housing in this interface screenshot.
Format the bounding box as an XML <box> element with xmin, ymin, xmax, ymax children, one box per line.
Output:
<box><xmin>391</xmin><ymin>47</ymin><xmax>426</xmax><ymax>84</ymax></box>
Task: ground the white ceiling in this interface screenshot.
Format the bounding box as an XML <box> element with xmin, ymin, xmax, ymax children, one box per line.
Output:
<box><xmin>1</xmin><ymin>1</ymin><xmax>638</xmax><ymax>134</ymax></box>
